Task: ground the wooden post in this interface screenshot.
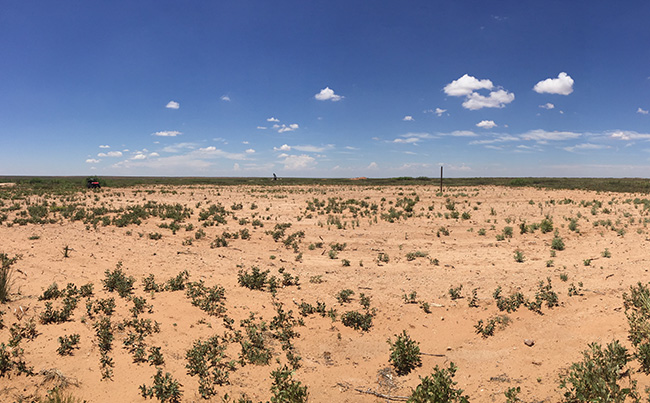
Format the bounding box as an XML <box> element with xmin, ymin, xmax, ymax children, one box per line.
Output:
<box><xmin>440</xmin><ymin>166</ymin><xmax>443</xmax><ymax>193</ymax></box>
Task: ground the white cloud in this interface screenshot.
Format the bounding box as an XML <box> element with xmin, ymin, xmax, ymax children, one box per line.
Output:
<box><xmin>280</xmin><ymin>154</ymin><xmax>316</xmax><ymax>170</ymax></box>
<box><xmin>257</xmin><ymin>126</ymin><xmax>267</xmax><ymax>130</ymax></box>
<box><xmin>86</xmin><ymin>158</ymin><xmax>100</xmax><ymax>164</ymax></box>
<box><xmin>462</xmin><ymin>89</ymin><xmax>514</xmax><ymax>110</ymax></box>
<box><xmin>99</xmin><ymin>145</ymin><xmax>110</xmax><ymax>149</ymax></box>
<box><xmin>609</xmin><ymin>130</ymin><xmax>650</xmax><ymax>141</ymax></box>
<box><xmin>393</xmin><ymin>137</ymin><xmax>420</xmax><ymax>144</ymax></box>
<box><xmin>245</xmin><ymin>149</ymin><xmax>255</xmax><ymax>154</ymax></box>
<box><xmin>444</xmin><ymin>74</ymin><xmax>493</xmax><ymax>96</ymax></box>
<box><xmin>563</xmin><ymin>143</ymin><xmax>610</xmax><ymax>153</ymax></box>
<box><xmin>153</xmin><ymin>131</ymin><xmax>182</xmax><ymax>137</ymax></box>
<box><xmin>637</xmin><ymin>107</ymin><xmax>649</xmax><ymax>115</ymax></box>
<box><xmin>277</xmin><ymin>153</ymin><xmax>289</xmax><ymax>158</ymax></box>
<box><xmin>220</xmin><ymin>95</ymin><xmax>231</xmax><ymax>102</ymax></box>
<box><xmin>277</xmin><ymin>123</ymin><xmax>299</xmax><ymax>133</ymax></box>
<box><xmin>539</xmin><ymin>103</ymin><xmax>555</xmax><ymax>109</ymax></box>
<box><xmin>132</xmin><ymin>153</ymin><xmax>147</xmax><ymax>160</ymax></box>
<box><xmin>292</xmin><ymin>144</ymin><xmax>333</xmax><ymax>153</ymax></box>
<box><xmin>165</xmin><ymin>101</ymin><xmax>180</xmax><ymax>109</ymax></box>
<box><xmin>233</xmin><ymin>163</ymin><xmax>240</xmax><ymax>171</ymax></box>
<box><xmin>435</xmin><ymin>108</ymin><xmax>447</xmax><ymax>116</ymax></box>
<box><xmin>533</xmin><ymin>72</ymin><xmax>574</xmax><ymax>95</ymax></box>
<box><xmin>314</xmin><ymin>87</ymin><xmax>343</xmax><ymax>102</ymax></box>
<box><xmin>242</xmin><ymin>141</ymin><xmax>249</xmax><ymax>144</ymax></box>
<box><xmin>161</xmin><ymin>143</ymin><xmax>197</xmax><ymax>153</ymax></box>
<box><xmin>274</xmin><ymin>144</ymin><xmax>292</xmax><ymax>152</ymax></box>
<box><xmin>469</xmin><ymin>135</ymin><xmax>520</xmax><ymax>145</ymax></box>
<box><xmin>449</xmin><ymin>130</ymin><xmax>478</xmax><ymax>137</ymax></box>
<box><xmin>267</xmin><ymin>117</ymin><xmax>280</xmax><ymax>122</ymax></box>
<box><xmin>367</xmin><ymin>162</ymin><xmax>378</xmax><ymax>170</ymax></box>
<box><xmin>149</xmin><ymin>152</ymin><xmax>160</xmax><ymax>157</ymax></box>
<box><xmin>98</xmin><ymin>151</ymin><xmax>123</xmax><ymax>157</ymax></box>
<box><xmin>520</xmin><ymin>129</ymin><xmax>582</xmax><ymax>142</ymax></box>
<box><xmin>476</xmin><ymin>120</ymin><xmax>497</xmax><ymax>129</ymax></box>
<box><xmin>403</xmin><ymin>115</ymin><xmax>414</xmax><ymax>121</ymax></box>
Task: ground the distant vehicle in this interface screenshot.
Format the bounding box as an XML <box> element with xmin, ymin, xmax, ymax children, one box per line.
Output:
<box><xmin>86</xmin><ymin>177</ymin><xmax>101</xmax><ymax>189</ymax></box>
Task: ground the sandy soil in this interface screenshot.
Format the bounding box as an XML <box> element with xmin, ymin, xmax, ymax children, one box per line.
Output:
<box><xmin>1</xmin><ymin>184</ymin><xmax>649</xmax><ymax>402</ymax></box>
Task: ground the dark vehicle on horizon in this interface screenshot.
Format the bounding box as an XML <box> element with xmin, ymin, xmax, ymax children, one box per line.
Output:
<box><xmin>86</xmin><ymin>177</ymin><xmax>101</xmax><ymax>189</ymax></box>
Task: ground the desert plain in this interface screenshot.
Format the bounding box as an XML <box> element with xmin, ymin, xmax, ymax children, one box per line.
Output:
<box><xmin>1</xmin><ymin>181</ymin><xmax>650</xmax><ymax>402</ymax></box>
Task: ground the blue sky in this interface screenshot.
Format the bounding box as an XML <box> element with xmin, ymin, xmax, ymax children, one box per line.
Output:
<box><xmin>1</xmin><ymin>1</ymin><xmax>649</xmax><ymax>177</ymax></box>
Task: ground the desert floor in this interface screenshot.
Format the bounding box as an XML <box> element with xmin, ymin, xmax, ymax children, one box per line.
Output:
<box><xmin>1</xmin><ymin>184</ymin><xmax>649</xmax><ymax>402</ymax></box>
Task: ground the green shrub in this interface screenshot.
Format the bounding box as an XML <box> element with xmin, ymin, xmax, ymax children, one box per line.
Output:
<box><xmin>103</xmin><ymin>262</ymin><xmax>135</xmax><ymax>298</ymax></box>
<box><xmin>140</xmin><ymin>368</ymin><xmax>183</xmax><ymax>403</ymax></box>
<box><xmin>341</xmin><ymin>311</ymin><xmax>373</xmax><ymax>331</ymax></box>
<box><xmin>186</xmin><ymin>335</ymin><xmax>236</xmax><ymax>398</ymax></box>
<box><xmin>407</xmin><ymin>363</ymin><xmax>469</xmax><ymax>403</ymax></box>
<box><xmin>558</xmin><ymin>340</ymin><xmax>636</xmax><ymax>402</ymax></box>
<box><xmin>57</xmin><ymin>334</ymin><xmax>80</xmax><ymax>356</ymax></box>
<box><xmin>336</xmin><ymin>289</ymin><xmax>355</xmax><ymax>303</ymax></box>
<box><xmin>270</xmin><ymin>365</ymin><xmax>308</xmax><ymax>403</ymax></box>
<box><xmin>388</xmin><ymin>330</ymin><xmax>422</xmax><ymax>375</ymax></box>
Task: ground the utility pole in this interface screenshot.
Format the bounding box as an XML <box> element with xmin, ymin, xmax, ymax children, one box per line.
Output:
<box><xmin>440</xmin><ymin>166</ymin><xmax>443</xmax><ymax>193</ymax></box>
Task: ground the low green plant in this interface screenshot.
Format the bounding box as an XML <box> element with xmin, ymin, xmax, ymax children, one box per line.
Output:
<box><xmin>270</xmin><ymin>365</ymin><xmax>308</xmax><ymax>403</ymax></box>
<box><xmin>475</xmin><ymin>315</ymin><xmax>511</xmax><ymax>337</ymax></box>
<box><xmin>448</xmin><ymin>285</ymin><xmax>463</xmax><ymax>300</ymax></box>
<box><xmin>388</xmin><ymin>330</ymin><xmax>422</xmax><ymax>375</ymax></box>
<box><xmin>514</xmin><ymin>250</ymin><xmax>525</xmax><ymax>263</ymax></box>
<box><xmin>166</xmin><ymin>270</ymin><xmax>189</xmax><ymax>291</ymax></box>
<box><xmin>185</xmin><ymin>281</ymin><xmax>227</xmax><ymax>316</ymax></box>
<box><xmin>336</xmin><ymin>289</ymin><xmax>355</xmax><ymax>303</ymax></box>
<box><xmin>186</xmin><ymin>335</ymin><xmax>236</xmax><ymax>398</ymax></box>
<box><xmin>103</xmin><ymin>262</ymin><xmax>135</xmax><ymax>298</ymax></box>
<box><xmin>558</xmin><ymin>340</ymin><xmax>636</xmax><ymax>402</ymax></box>
<box><xmin>407</xmin><ymin>363</ymin><xmax>469</xmax><ymax>403</ymax></box>
<box><xmin>57</xmin><ymin>334</ymin><xmax>81</xmax><ymax>356</ymax></box>
<box><xmin>341</xmin><ymin>310</ymin><xmax>373</xmax><ymax>331</ymax></box>
<box><xmin>140</xmin><ymin>368</ymin><xmax>183</xmax><ymax>402</ymax></box>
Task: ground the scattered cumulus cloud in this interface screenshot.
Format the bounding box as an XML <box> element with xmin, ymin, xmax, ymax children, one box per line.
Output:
<box><xmin>257</xmin><ymin>126</ymin><xmax>267</xmax><ymax>130</ymax></box>
<box><xmin>86</xmin><ymin>158</ymin><xmax>100</xmax><ymax>164</ymax></box>
<box><xmin>403</xmin><ymin>115</ymin><xmax>414</xmax><ymax>121</ymax></box>
<box><xmin>393</xmin><ymin>137</ymin><xmax>420</xmax><ymax>144</ymax></box>
<box><xmin>609</xmin><ymin>130</ymin><xmax>650</xmax><ymax>141</ymax></box>
<box><xmin>161</xmin><ymin>142</ymin><xmax>198</xmax><ymax>153</ymax></box>
<box><xmin>149</xmin><ymin>152</ymin><xmax>160</xmax><ymax>157</ymax></box>
<box><xmin>367</xmin><ymin>162</ymin><xmax>378</xmax><ymax>170</ymax></box>
<box><xmin>98</xmin><ymin>151</ymin><xmax>123</xmax><ymax>157</ymax></box>
<box><xmin>245</xmin><ymin>149</ymin><xmax>255</xmax><ymax>154</ymax></box>
<box><xmin>153</xmin><ymin>131</ymin><xmax>182</xmax><ymax>137</ymax></box>
<box><xmin>132</xmin><ymin>153</ymin><xmax>147</xmax><ymax>160</ymax></box>
<box><xmin>444</xmin><ymin>74</ymin><xmax>514</xmax><ymax>110</ymax></box>
<box><xmin>99</xmin><ymin>145</ymin><xmax>110</xmax><ymax>149</ymax></box>
<box><xmin>220</xmin><ymin>95</ymin><xmax>231</xmax><ymax>102</ymax></box>
<box><xmin>280</xmin><ymin>154</ymin><xmax>316</xmax><ymax>170</ymax></box>
<box><xmin>267</xmin><ymin>117</ymin><xmax>280</xmax><ymax>122</ymax></box>
<box><xmin>476</xmin><ymin>120</ymin><xmax>497</xmax><ymax>129</ymax></box>
<box><xmin>638</xmin><ymin>107</ymin><xmax>649</xmax><ymax>115</ymax></box>
<box><xmin>274</xmin><ymin>144</ymin><xmax>291</xmax><ymax>152</ymax></box>
<box><xmin>533</xmin><ymin>72</ymin><xmax>574</xmax><ymax>95</ymax></box>
<box><xmin>435</xmin><ymin>108</ymin><xmax>447</xmax><ymax>116</ymax></box>
<box><xmin>165</xmin><ymin>101</ymin><xmax>180</xmax><ymax>109</ymax></box>
<box><xmin>314</xmin><ymin>87</ymin><xmax>343</xmax><ymax>102</ymax></box>
<box><xmin>444</xmin><ymin>74</ymin><xmax>493</xmax><ymax>96</ymax></box>
<box><xmin>275</xmin><ymin>123</ymin><xmax>299</xmax><ymax>133</ymax></box>
<box><xmin>539</xmin><ymin>103</ymin><xmax>555</xmax><ymax>109</ymax></box>
<box><xmin>462</xmin><ymin>89</ymin><xmax>514</xmax><ymax>110</ymax></box>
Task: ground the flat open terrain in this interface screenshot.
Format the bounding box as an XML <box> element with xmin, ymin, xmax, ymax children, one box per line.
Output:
<box><xmin>1</xmin><ymin>182</ymin><xmax>650</xmax><ymax>401</ymax></box>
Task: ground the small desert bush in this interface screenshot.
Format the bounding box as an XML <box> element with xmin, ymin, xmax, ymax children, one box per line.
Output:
<box><xmin>407</xmin><ymin>363</ymin><xmax>469</xmax><ymax>403</ymax></box>
<box><xmin>558</xmin><ymin>340</ymin><xmax>636</xmax><ymax>402</ymax></box>
<box><xmin>388</xmin><ymin>330</ymin><xmax>422</xmax><ymax>375</ymax></box>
